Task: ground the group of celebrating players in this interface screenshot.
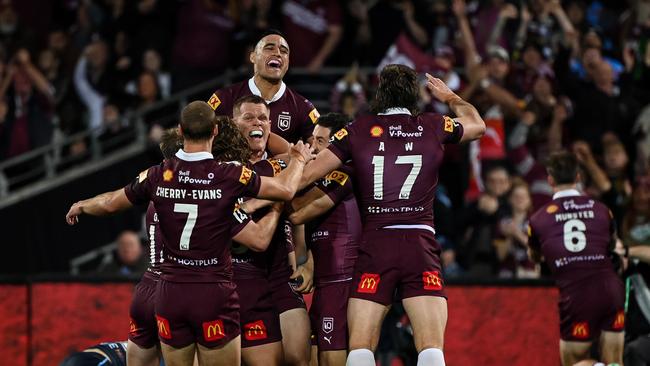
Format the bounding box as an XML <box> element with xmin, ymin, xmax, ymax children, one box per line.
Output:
<box><xmin>65</xmin><ymin>30</ymin><xmax>631</xmax><ymax>366</ymax></box>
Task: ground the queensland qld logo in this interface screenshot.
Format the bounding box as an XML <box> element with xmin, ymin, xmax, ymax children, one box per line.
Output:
<box><xmin>278</xmin><ymin>113</ymin><xmax>291</xmax><ymax>131</ymax></box>
<box><xmin>322</xmin><ymin>317</ymin><xmax>334</xmax><ymax>334</ymax></box>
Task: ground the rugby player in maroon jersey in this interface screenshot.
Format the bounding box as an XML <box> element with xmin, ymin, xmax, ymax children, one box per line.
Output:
<box><xmin>128</xmin><ymin>125</ymin><xmax>280</xmax><ymax>366</ymax></box>
<box><xmin>66</xmin><ymin>101</ymin><xmax>313</xmax><ymax>366</ymax></box>
<box><xmin>299</xmin><ymin>65</ymin><xmax>486</xmax><ymax>366</ymax></box>
<box><xmin>528</xmin><ymin>152</ymin><xmax>625</xmax><ymax>366</ymax></box>
<box><xmin>288</xmin><ymin>113</ymin><xmax>361</xmax><ymax>366</ymax></box>
<box><xmin>208</xmin><ymin>30</ymin><xmax>319</xmax><ymax>144</ymax></box>
<box><xmin>231</xmin><ymin>95</ymin><xmax>312</xmax><ymax>366</ymax></box>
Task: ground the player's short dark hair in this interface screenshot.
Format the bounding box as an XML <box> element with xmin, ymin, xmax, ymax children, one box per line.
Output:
<box><xmin>546</xmin><ymin>151</ymin><xmax>579</xmax><ymax>185</ymax></box>
<box><xmin>259</xmin><ymin>29</ymin><xmax>287</xmax><ymax>42</ymax></box>
<box><xmin>159</xmin><ymin>127</ymin><xmax>182</xmax><ymax>159</ymax></box>
<box><xmin>233</xmin><ymin>95</ymin><xmax>269</xmax><ymax>116</ymax></box>
<box><xmin>212</xmin><ymin>116</ymin><xmax>251</xmax><ymax>163</ymax></box>
<box><xmin>370</xmin><ymin>64</ymin><xmax>419</xmax><ymax>115</ymax></box>
<box><xmin>316</xmin><ymin>113</ymin><xmax>351</xmax><ymax>138</ymax></box>
<box><xmin>180</xmin><ymin>101</ymin><xmax>217</xmax><ymax>141</ymax></box>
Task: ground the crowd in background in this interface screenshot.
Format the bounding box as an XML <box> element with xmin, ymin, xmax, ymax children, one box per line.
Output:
<box><xmin>0</xmin><ymin>0</ymin><xmax>649</xmax><ymax>280</ymax></box>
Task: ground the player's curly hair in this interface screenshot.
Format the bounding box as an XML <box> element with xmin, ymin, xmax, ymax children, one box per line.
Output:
<box><xmin>159</xmin><ymin>127</ymin><xmax>182</xmax><ymax>160</ymax></box>
<box><xmin>212</xmin><ymin>116</ymin><xmax>251</xmax><ymax>163</ymax></box>
<box><xmin>370</xmin><ymin>64</ymin><xmax>419</xmax><ymax>116</ymax></box>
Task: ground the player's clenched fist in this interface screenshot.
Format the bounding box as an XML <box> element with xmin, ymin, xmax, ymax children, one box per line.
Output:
<box><xmin>290</xmin><ymin>141</ymin><xmax>314</xmax><ymax>164</ymax></box>
<box><xmin>425</xmin><ymin>73</ymin><xmax>458</xmax><ymax>104</ymax></box>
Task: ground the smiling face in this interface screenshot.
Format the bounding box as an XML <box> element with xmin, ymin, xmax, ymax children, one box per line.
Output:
<box><xmin>311</xmin><ymin>125</ymin><xmax>332</xmax><ymax>154</ymax></box>
<box><xmin>250</xmin><ymin>34</ymin><xmax>290</xmax><ymax>82</ymax></box>
<box><xmin>233</xmin><ymin>101</ymin><xmax>271</xmax><ymax>153</ymax></box>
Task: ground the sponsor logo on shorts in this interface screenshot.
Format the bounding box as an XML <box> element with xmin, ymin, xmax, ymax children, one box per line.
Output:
<box><xmin>208</xmin><ymin>93</ymin><xmax>221</xmax><ymax>110</ymax></box>
<box><xmin>163</xmin><ymin>169</ymin><xmax>173</xmax><ymax>182</ymax></box>
<box><xmin>239</xmin><ymin>167</ymin><xmax>253</xmax><ymax>185</ymax></box>
<box><xmin>612</xmin><ymin>310</ymin><xmax>625</xmax><ymax>330</ymax></box>
<box><xmin>357</xmin><ymin>273</ymin><xmax>380</xmax><ymax>294</ymax></box>
<box><xmin>370</xmin><ymin>125</ymin><xmax>383</xmax><ymax>138</ymax></box>
<box><xmin>129</xmin><ymin>317</ymin><xmax>138</xmax><ymax>336</ymax></box>
<box><xmin>334</xmin><ymin>128</ymin><xmax>348</xmax><ymax>140</ymax></box>
<box><xmin>203</xmin><ymin>319</ymin><xmax>226</xmax><ymax>342</ymax></box>
<box><xmin>278</xmin><ymin>113</ymin><xmax>291</xmax><ymax>131</ymax></box>
<box><xmin>444</xmin><ymin>116</ymin><xmax>455</xmax><ymax>133</ymax></box>
<box><xmin>422</xmin><ymin>271</ymin><xmax>443</xmax><ymax>290</ymax></box>
<box><xmin>546</xmin><ymin>205</ymin><xmax>558</xmax><ymax>214</ymax></box>
<box><xmin>156</xmin><ymin>315</ymin><xmax>172</xmax><ymax>339</ymax></box>
<box><xmin>322</xmin><ymin>317</ymin><xmax>334</xmax><ymax>334</ymax></box>
<box><xmin>309</xmin><ymin>108</ymin><xmax>320</xmax><ymax>124</ymax></box>
<box><xmin>571</xmin><ymin>322</ymin><xmax>590</xmax><ymax>339</ymax></box>
<box><xmin>244</xmin><ymin>320</ymin><xmax>267</xmax><ymax>341</ymax></box>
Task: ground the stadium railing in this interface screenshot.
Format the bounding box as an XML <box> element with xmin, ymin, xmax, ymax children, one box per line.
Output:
<box><xmin>0</xmin><ymin>67</ymin><xmax>378</xmax><ymax>209</ymax></box>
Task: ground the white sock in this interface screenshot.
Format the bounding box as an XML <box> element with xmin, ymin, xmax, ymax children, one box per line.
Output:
<box><xmin>346</xmin><ymin>348</ymin><xmax>375</xmax><ymax>366</ymax></box>
<box><xmin>417</xmin><ymin>348</ymin><xmax>445</xmax><ymax>366</ymax></box>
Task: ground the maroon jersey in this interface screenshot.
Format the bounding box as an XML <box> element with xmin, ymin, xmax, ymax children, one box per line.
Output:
<box><xmin>144</xmin><ymin>202</ymin><xmax>163</xmax><ymax>276</ymax></box>
<box><xmin>231</xmin><ymin>158</ymin><xmax>288</xmax><ymax>279</ymax></box>
<box><xmin>328</xmin><ymin>110</ymin><xmax>463</xmax><ymax>232</ymax></box>
<box><xmin>208</xmin><ymin>78</ymin><xmax>319</xmax><ymax>143</ymax></box>
<box><xmin>310</xmin><ymin>164</ymin><xmax>361</xmax><ymax>285</ymax></box>
<box><xmin>125</xmin><ymin>150</ymin><xmax>261</xmax><ymax>283</ymax></box>
<box><xmin>528</xmin><ymin>189</ymin><xmax>617</xmax><ymax>292</ymax></box>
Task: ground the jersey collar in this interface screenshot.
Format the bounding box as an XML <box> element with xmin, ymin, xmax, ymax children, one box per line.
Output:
<box><xmin>175</xmin><ymin>149</ymin><xmax>214</xmax><ymax>161</ymax></box>
<box><xmin>378</xmin><ymin>107</ymin><xmax>412</xmax><ymax>116</ymax></box>
<box><xmin>552</xmin><ymin>189</ymin><xmax>581</xmax><ymax>200</ymax></box>
<box><xmin>248</xmin><ymin>77</ymin><xmax>286</xmax><ymax>103</ymax></box>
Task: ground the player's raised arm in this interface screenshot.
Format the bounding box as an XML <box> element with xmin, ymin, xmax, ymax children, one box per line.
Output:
<box><xmin>426</xmin><ymin>73</ymin><xmax>486</xmax><ymax>142</ymax></box>
<box><xmin>232</xmin><ymin>202</ymin><xmax>284</xmax><ymax>252</ymax></box>
<box><xmin>257</xmin><ymin>141</ymin><xmax>313</xmax><ymax>200</ymax></box>
<box><xmin>65</xmin><ymin>188</ymin><xmax>133</xmax><ymax>225</ymax></box>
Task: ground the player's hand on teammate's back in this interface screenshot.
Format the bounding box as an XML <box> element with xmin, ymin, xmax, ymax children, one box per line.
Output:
<box><xmin>425</xmin><ymin>73</ymin><xmax>458</xmax><ymax>103</ymax></box>
<box><xmin>289</xmin><ymin>141</ymin><xmax>314</xmax><ymax>164</ymax></box>
<box><xmin>65</xmin><ymin>202</ymin><xmax>82</xmax><ymax>225</ymax></box>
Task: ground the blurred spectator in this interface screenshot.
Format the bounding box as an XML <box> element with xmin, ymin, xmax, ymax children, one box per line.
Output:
<box><xmin>0</xmin><ymin>48</ymin><xmax>54</xmax><ymax>160</ymax></box>
<box><xmin>635</xmin><ymin>105</ymin><xmax>650</xmax><ymax>176</ymax></box>
<box><xmin>329</xmin><ymin>64</ymin><xmax>367</xmax><ymax>118</ymax></box>
<box><xmin>556</xmin><ymin>36</ymin><xmax>641</xmax><ymax>152</ymax></box>
<box><xmin>494</xmin><ymin>178</ymin><xmax>539</xmax><ymax>278</ymax></box>
<box><xmin>457</xmin><ymin>163</ymin><xmax>512</xmax><ymax>277</ymax></box>
<box><xmin>600</xmin><ymin>135</ymin><xmax>633</xmax><ymax>229</ymax></box>
<box><xmin>172</xmin><ymin>0</ymin><xmax>234</xmax><ymax>90</ymax></box>
<box><xmin>364</xmin><ymin>0</ymin><xmax>429</xmax><ymax>65</ymax></box>
<box><xmin>125</xmin><ymin>49</ymin><xmax>171</xmax><ymax>98</ymax></box>
<box><xmin>622</xmin><ymin>175</ymin><xmax>650</xmax><ymax>248</ymax></box>
<box><xmin>435</xmin><ymin>185</ymin><xmax>463</xmax><ymax>278</ymax></box>
<box><xmin>0</xmin><ymin>0</ymin><xmax>37</xmax><ymax>55</ymax></box>
<box><xmin>73</xmin><ymin>42</ymin><xmax>110</xmax><ymax>132</ymax></box>
<box><xmin>98</xmin><ymin>230</ymin><xmax>147</xmax><ymax>276</ymax></box>
<box><xmin>281</xmin><ymin>0</ymin><xmax>342</xmax><ymax>72</ymax></box>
